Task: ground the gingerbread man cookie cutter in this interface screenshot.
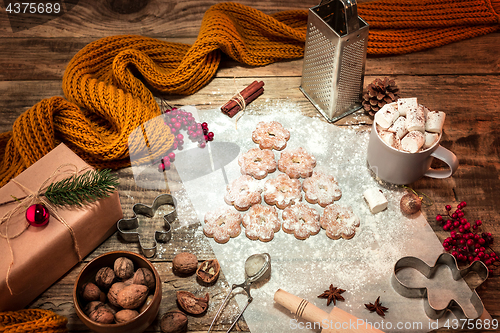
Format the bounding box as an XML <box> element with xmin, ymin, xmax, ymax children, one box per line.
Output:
<box><xmin>117</xmin><ymin>194</ymin><xmax>177</xmax><ymax>258</ymax></box>
<box><xmin>392</xmin><ymin>252</ymin><xmax>488</xmax><ymax>320</ymax></box>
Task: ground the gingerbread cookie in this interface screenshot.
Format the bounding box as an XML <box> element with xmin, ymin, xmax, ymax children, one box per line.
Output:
<box><xmin>278</xmin><ymin>147</ymin><xmax>316</xmax><ymax>179</ymax></box>
<box><xmin>238</xmin><ymin>147</ymin><xmax>276</xmax><ymax>180</ymax></box>
<box><xmin>204</xmin><ymin>208</ymin><xmax>242</xmax><ymax>244</ymax></box>
<box><xmin>242</xmin><ymin>204</ymin><xmax>281</xmax><ymax>242</ymax></box>
<box><xmin>263</xmin><ymin>174</ymin><xmax>302</xmax><ymax>209</ymax></box>
<box><xmin>282</xmin><ymin>203</ymin><xmax>321</xmax><ymax>240</ymax></box>
<box><xmin>224</xmin><ymin>175</ymin><xmax>262</xmax><ymax>211</ymax></box>
<box><xmin>252</xmin><ymin>121</ymin><xmax>290</xmax><ymax>150</ymax></box>
<box><xmin>303</xmin><ymin>172</ymin><xmax>342</xmax><ymax>207</ymax></box>
<box><xmin>320</xmin><ymin>204</ymin><xmax>360</xmax><ymax>240</ymax></box>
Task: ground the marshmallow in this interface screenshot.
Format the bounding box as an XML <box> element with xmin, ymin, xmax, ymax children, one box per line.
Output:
<box><xmin>388</xmin><ymin>116</ymin><xmax>408</xmax><ymax>139</ymax></box>
<box><xmin>363</xmin><ymin>188</ymin><xmax>388</xmax><ymax>214</ymax></box>
<box><xmin>401</xmin><ymin>131</ymin><xmax>425</xmax><ymax>153</ymax></box>
<box><xmin>378</xmin><ymin>129</ymin><xmax>397</xmax><ymax>148</ymax></box>
<box><xmin>397</xmin><ymin>98</ymin><xmax>418</xmax><ymax>116</ymax></box>
<box><xmin>425</xmin><ymin>111</ymin><xmax>446</xmax><ymax>133</ymax></box>
<box><xmin>423</xmin><ymin>132</ymin><xmax>439</xmax><ymax>149</ymax></box>
<box><xmin>405</xmin><ymin>104</ymin><xmax>426</xmax><ymax>133</ymax></box>
<box><xmin>375</xmin><ymin>103</ymin><xmax>399</xmax><ymax>129</ymax></box>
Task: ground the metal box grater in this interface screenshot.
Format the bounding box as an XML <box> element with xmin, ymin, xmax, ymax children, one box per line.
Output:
<box><xmin>300</xmin><ymin>0</ymin><xmax>369</xmax><ymax>122</ymax></box>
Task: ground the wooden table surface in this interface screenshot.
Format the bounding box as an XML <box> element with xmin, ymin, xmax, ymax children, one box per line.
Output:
<box><xmin>1</xmin><ymin>0</ymin><xmax>499</xmax><ymax>332</ymax></box>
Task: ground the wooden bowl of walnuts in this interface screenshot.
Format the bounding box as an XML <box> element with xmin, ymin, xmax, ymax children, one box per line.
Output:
<box><xmin>73</xmin><ymin>251</ymin><xmax>161</xmax><ymax>333</ymax></box>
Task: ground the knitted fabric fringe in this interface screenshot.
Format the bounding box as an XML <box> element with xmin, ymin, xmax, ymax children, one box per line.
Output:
<box><xmin>0</xmin><ymin>1</ymin><xmax>499</xmax><ymax>187</ymax></box>
<box><xmin>0</xmin><ymin>309</ymin><xmax>67</xmax><ymax>333</ymax></box>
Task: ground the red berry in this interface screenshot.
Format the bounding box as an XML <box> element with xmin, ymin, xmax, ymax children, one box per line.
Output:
<box><xmin>168</xmin><ymin>152</ymin><xmax>175</xmax><ymax>160</ymax></box>
<box><xmin>475</xmin><ymin>220</ymin><xmax>482</xmax><ymax>226</ymax></box>
<box><xmin>460</xmin><ymin>201</ymin><xmax>467</xmax><ymax>207</ymax></box>
<box><xmin>445</xmin><ymin>205</ymin><xmax>452</xmax><ymax>211</ymax></box>
<box><xmin>177</xmin><ymin>134</ymin><xmax>184</xmax><ymax>140</ymax></box>
<box><xmin>436</xmin><ymin>215</ymin><xmax>443</xmax><ymax>222</ymax></box>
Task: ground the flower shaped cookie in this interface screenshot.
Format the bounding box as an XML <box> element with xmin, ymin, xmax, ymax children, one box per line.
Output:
<box><xmin>263</xmin><ymin>174</ymin><xmax>302</xmax><ymax>209</ymax></box>
<box><xmin>303</xmin><ymin>171</ymin><xmax>342</xmax><ymax>207</ymax></box>
<box><xmin>278</xmin><ymin>147</ymin><xmax>316</xmax><ymax>179</ymax></box>
<box><xmin>224</xmin><ymin>175</ymin><xmax>262</xmax><ymax>211</ymax></box>
<box><xmin>238</xmin><ymin>148</ymin><xmax>276</xmax><ymax>180</ymax></box>
<box><xmin>204</xmin><ymin>207</ymin><xmax>242</xmax><ymax>244</ymax></box>
<box><xmin>242</xmin><ymin>204</ymin><xmax>281</xmax><ymax>242</ymax></box>
<box><xmin>282</xmin><ymin>203</ymin><xmax>321</xmax><ymax>240</ymax></box>
<box><xmin>252</xmin><ymin>121</ymin><xmax>290</xmax><ymax>150</ymax></box>
<box><xmin>320</xmin><ymin>203</ymin><xmax>360</xmax><ymax>240</ymax></box>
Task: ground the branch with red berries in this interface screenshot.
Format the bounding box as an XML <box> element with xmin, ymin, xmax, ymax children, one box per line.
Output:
<box><xmin>436</xmin><ymin>201</ymin><xmax>499</xmax><ymax>275</ymax></box>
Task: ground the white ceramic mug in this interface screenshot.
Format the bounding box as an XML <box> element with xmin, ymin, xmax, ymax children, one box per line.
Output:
<box><xmin>366</xmin><ymin>122</ymin><xmax>459</xmax><ymax>185</ymax></box>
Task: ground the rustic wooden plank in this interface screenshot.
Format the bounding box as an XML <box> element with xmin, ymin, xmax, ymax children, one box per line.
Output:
<box><xmin>0</xmin><ymin>0</ymin><xmax>319</xmax><ymax>38</ymax></box>
<box><xmin>1</xmin><ymin>32</ymin><xmax>499</xmax><ymax>81</ymax></box>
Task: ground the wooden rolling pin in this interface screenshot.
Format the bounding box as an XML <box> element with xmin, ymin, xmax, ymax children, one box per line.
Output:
<box><xmin>274</xmin><ymin>289</ymin><xmax>384</xmax><ymax>333</ymax></box>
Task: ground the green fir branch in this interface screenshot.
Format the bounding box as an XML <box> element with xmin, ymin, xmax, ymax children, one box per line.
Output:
<box><xmin>44</xmin><ymin>169</ymin><xmax>119</xmax><ymax>207</ymax></box>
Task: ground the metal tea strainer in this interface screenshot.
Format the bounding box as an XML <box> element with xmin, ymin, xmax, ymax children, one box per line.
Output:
<box><xmin>208</xmin><ymin>253</ymin><xmax>271</xmax><ymax>333</ymax></box>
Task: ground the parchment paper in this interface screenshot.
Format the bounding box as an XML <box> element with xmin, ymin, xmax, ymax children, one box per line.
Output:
<box><xmin>165</xmin><ymin>106</ymin><xmax>468</xmax><ymax>333</ymax></box>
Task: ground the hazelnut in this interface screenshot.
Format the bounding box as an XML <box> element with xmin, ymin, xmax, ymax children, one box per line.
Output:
<box><xmin>115</xmin><ymin>309</ymin><xmax>139</xmax><ymax>323</ymax></box>
<box><xmin>107</xmin><ymin>282</ymin><xmax>126</xmax><ymax>307</ymax></box>
<box><xmin>133</xmin><ymin>268</ymin><xmax>155</xmax><ymax>290</ymax></box>
<box><xmin>95</xmin><ymin>267</ymin><xmax>115</xmax><ymax>289</ymax></box>
<box><xmin>172</xmin><ymin>252</ymin><xmax>198</xmax><ymax>276</ymax></box>
<box><xmin>114</xmin><ymin>257</ymin><xmax>134</xmax><ymax>280</ymax></box>
<box><xmin>89</xmin><ymin>305</ymin><xmax>114</xmax><ymax>324</ymax></box>
<box><xmin>81</xmin><ymin>282</ymin><xmax>104</xmax><ymax>302</ymax></box>
<box><xmin>400</xmin><ymin>192</ymin><xmax>422</xmax><ymax>216</ymax></box>
<box><xmin>117</xmin><ymin>284</ymin><xmax>149</xmax><ymax>309</ymax></box>
<box><xmin>160</xmin><ymin>310</ymin><xmax>188</xmax><ymax>333</ymax></box>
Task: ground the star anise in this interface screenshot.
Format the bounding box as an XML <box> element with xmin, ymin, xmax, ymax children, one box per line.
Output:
<box><xmin>364</xmin><ymin>296</ymin><xmax>389</xmax><ymax>317</ymax></box>
<box><xmin>317</xmin><ymin>284</ymin><xmax>345</xmax><ymax>306</ymax></box>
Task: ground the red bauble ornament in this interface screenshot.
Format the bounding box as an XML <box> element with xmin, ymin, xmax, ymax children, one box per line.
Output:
<box><xmin>26</xmin><ymin>204</ymin><xmax>50</xmax><ymax>227</ymax></box>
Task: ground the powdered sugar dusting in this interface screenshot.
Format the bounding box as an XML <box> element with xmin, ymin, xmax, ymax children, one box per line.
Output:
<box><xmin>166</xmin><ymin>102</ymin><xmax>448</xmax><ymax>332</ymax></box>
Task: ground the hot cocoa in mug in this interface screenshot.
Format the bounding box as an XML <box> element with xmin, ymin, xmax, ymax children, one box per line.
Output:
<box><xmin>366</xmin><ymin>99</ymin><xmax>458</xmax><ymax>185</ymax></box>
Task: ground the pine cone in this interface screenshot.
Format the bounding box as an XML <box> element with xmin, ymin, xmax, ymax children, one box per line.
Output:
<box><xmin>362</xmin><ymin>77</ymin><xmax>400</xmax><ymax>116</ymax></box>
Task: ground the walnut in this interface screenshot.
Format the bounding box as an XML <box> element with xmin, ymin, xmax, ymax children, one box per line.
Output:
<box><xmin>114</xmin><ymin>257</ymin><xmax>134</xmax><ymax>280</ymax></box>
<box><xmin>172</xmin><ymin>252</ymin><xmax>198</xmax><ymax>276</ymax></box>
<box><xmin>107</xmin><ymin>282</ymin><xmax>127</xmax><ymax>307</ymax></box>
<box><xmin>84</xmin><ymin>301</ymin><xmax>104</xmax><ymax>317</ymax></box>
<box><xmin>160</xmin><ymin>310</ymin><xmax>188</xmax><ymax>333</ymax></box>
<box><xmin>89</xmin><ymin>304</ymin><xmax>114</xmax><ymax>324</ymax></box>
<box><xmin>133</xmin><ymin>267</ymin><xmax>155</xmax><ymax>290</ymax></box>
<box><xmin>81</xmin><ymin>282</ymin><xmax>105</xmax><ymax>302</ymax></box>
<box><xmin>117</xmin><ymin>284</ymin><xmax>149</xmax><ymax>309</ymax></box>
<box><xmin>95</xmin><ymin>267</ymin><xmax>115</xmax><ymax>289</ymax></box>
<box><xmin>115</xmin><ymin>309</ymin><xmax>139</xmax><ymax>323</ymax></box>
<box><xmin>176</xmin><ymin>291</ymin><xmax>209</xmax><ymax>315</ymax></box>
<box><xmin>196</xmin><ymin>259</ymin><xmax>220</xmax><ymax>285</ymax></box>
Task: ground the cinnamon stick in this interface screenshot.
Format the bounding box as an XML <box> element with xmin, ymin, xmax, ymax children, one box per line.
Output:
<box><xmin>225</xmin><ymin>87</ymin><xmax>264</xmax><ymax>118</ymax></box>
<box><xmin>221</xmin><ymin>80</ymin><xmax>265</xmax><ymax>115</ymax></box>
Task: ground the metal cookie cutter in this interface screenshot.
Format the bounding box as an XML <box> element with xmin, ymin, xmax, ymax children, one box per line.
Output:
<box><xmin>117</xmin><ymin>194</ymin><xmax>177</xmax><ymax>258</ymax></box>
<box><xmin>392</xmin><ymin>252</ymin><xmax>488</xmax><ymax>320</ymax></box>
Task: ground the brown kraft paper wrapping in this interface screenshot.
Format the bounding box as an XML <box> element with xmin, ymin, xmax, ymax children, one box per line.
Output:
<box><xmin>0</xmin><ymin>143</ymin><xmax>123</xmax><ymax>311</ymax></box>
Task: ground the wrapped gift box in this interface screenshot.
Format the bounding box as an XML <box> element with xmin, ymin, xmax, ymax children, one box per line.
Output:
<box><xmin>0</xmin><ymin>144</ymin><xmax>123</xmax><ymax>311</ymax></box>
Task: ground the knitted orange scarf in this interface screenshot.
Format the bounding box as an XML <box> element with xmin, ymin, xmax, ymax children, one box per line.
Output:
<box><xmin>0</xmin><ymin>0</ymin><xmax>499</xmax><ymax>188</ymax></box>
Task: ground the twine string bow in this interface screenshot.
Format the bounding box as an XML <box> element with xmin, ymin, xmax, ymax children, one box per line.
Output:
<box><xmin>0</xmin><ymin>164</ymin><xmax>84</xmax><ymax>295</ymax></box>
